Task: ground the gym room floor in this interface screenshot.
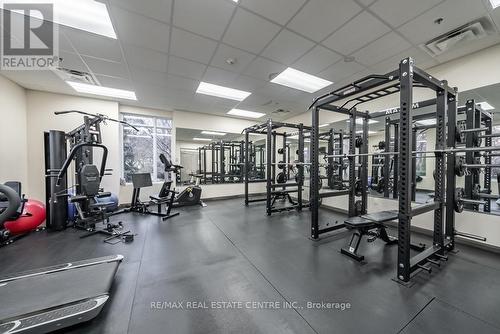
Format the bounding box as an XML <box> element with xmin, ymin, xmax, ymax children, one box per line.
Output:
<box><xmin>1</xmin><ymin>198</ymin><xmax>499</xmax><ymax>334</ymax></box>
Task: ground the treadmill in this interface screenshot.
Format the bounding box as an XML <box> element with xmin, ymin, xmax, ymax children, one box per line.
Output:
<box><xmin>0</xmin><ymin>184</ymin><xmax>123</xmax><ymax>334</ymax></box>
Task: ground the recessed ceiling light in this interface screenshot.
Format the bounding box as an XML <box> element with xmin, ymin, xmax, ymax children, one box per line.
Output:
<box><xmin>270</xmin><ymin>67</ymin><xmax>333</xmax><ymax>93</ymax></box>
<box><xmin>2</xmin><ymin>0</ymin><xmax>117</xmax><ymax>39</ymax></box>
<box><xmin>201</xmin><ymin>131</ymin><xmax>226</xmax><ymax>136</ymax></box>
<box><xmin>319</xmin><ymin>124</ymin><xmax>330</xmax><ymax>128</ymax></box>
<box><xmin>489</xmin><ymin>0</ymin><xmax>500</xmax><ymax>9</ymax></box>
<box><xmin>196</xmin><ymin>82</ymin><xmax>251</xmax><ymax>101</ymax></box>
<box><xmin>227</xmin><ymin>109</ymin><xmax>265</xmax><ymax>119</ymax></box>
<box><xmin>478</xmin><ymin>101</ymin><xmax>495</xmax><ymax>110</ymax></box>
<box><xmin>415</xmin><ymin>119</ymin><xmax>436</xmax><ymax>126</ymax></box>
<box><xmin>193</xmin><ymin>138</ymin><xmax>212</xmax><ymax>141</ymax></box>
<box><xmin>232</xmin><ymin>0</ymin><xmax>239</xmax><ymax>2</ymax></box>
<box><xmin>66</xmin><ymin>81</ymin><xmax>137</xmax><ymax>100</ymax></box>
<box><xmin>347</xmin><ymin>119</ymin><xmax>379</xmax><ymax>125</ymax></box>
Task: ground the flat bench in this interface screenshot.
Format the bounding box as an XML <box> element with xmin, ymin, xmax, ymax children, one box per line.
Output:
<box><xmin>341</xmin><ymin>210</ymin><xmax>424</xmax><ymax>262</ymax></box>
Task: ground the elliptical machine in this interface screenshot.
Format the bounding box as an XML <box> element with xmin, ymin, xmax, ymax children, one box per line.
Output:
<box><xmin>159</xmin><ymin>154</ymin><xmax>205</xmax><ymax>207</ymax></box>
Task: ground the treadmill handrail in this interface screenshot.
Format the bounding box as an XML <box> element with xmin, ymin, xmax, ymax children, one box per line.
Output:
<box><xmin>0</xmin><ymin>254</ymin><xmax>123</xmax><ymax>283</ymax></box>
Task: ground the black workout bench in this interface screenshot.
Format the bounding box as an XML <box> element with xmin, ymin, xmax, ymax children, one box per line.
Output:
<box><xmin>341</xmin><ymin>210</ymin><xmax>425</xmax><ymax>262</ymax></box>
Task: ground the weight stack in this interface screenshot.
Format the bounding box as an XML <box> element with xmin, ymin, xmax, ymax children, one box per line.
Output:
<box><xmin>44</xmin><ymin>130</ymin><xmax>68</xmax><ymax>230</ymax></box>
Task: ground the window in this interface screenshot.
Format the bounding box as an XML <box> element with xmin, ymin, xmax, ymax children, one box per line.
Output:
<box><xmin>415</xmin><ymin>132</ymin><xmax>427</xmax><ymax>177</ymax></box>
<box><xmin>122</xmin><ymin>113</ymin><xmax>172</xmax><ymax>183</ymax></box>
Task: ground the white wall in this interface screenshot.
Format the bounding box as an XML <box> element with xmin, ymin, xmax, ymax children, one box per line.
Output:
<box><xmin>0</xmin><ymin>75</ymin><xmax>28</xmax><ymax>191</ymax></box>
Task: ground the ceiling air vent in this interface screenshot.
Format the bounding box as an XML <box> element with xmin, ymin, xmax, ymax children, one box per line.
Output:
<box><xmin>421</xmin><ymin>17</ymin><xmax>495</xmax><ymax>57</ymax></box>
<box><xmin>52</xmin><ymin>67</ymin><xmax>98</xmax><ymax>85</ymax></box>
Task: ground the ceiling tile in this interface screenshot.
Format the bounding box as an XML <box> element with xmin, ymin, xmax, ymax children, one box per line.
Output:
<box><xmin>130</xmin><ymin>66</ymin><xmax>169</xmax><ymax>87</ymax></box>
<box><xmin>370</xmin><ymin>0</ymin><xmax>442</xmax><ymax>28</ymax></box>
<box><xmin>231</xmin><ymin>75</ymin><xmax>268</xmax><ymax>91</ymax></box>
<box><xmin>223</xmin><ymin>8</ymin><xmax>281</xmax><ymax>53</ymax></box>
<box><xmin>111</xmin><ymin>6</ymin><xmax>170</xmax><ymax>53</ymax></box>
<box><xmin>397</xmin><ymin>0</ymin><xmax>489</xmax><ymax>45</ymax></box>
<box><xmin>369</xmin><ymin>47</ymin><xmax>438</xmax><ymax>73</ymax></box>
<box><xmin>240</xmin><ymin>0</ymin><xmax>307</xmax><ymax>25</ymax></box>
<box><xmin>165</xmin><ymin>74</ymin><xmax>199</xmax><ymax>92</ymax></box>
<box><xmin>242</xmin><ymin>57</ymin><xmax>287</xmax><ymax>81</ymax></box>
<box><xmin>96</xmin><ymin>75</ymin><xmax>134</xmax><ymax>91</ymax></box>
<box><xmin>319</xmin><ymin>61</ymin><xmax>366</xmax><ymax>82</ymax></box>
<box><xmin>322</xmin><ymin>11</ymin><xmax>391</xmax><ymax>55</ymax></box>
<box><xmin>168</xmin><ymin>56</ymin><xmax>207</xmax><ymax>80</ymax></box>
<box><xmin>109</xmin><ymin>0</ymin><xmax>172</xmax><ymax>23</ymax></box>
<box><xmin>123</xmin><ymin>44</ymin><xmax>168</xmax><ymax>72</ymax></box>
<box><xmin>352</xmin><ymin>32</ymin><xmax>412</xmax><ymax>66</ymax></box>
<box><xmin>58</xmin><ymin>32</ymin><xmax>76</xmax><ymax>53</ymax></box>
<box><xmin>83</xmin><ymin>56</ymin><xmax>129</xmax><ymax>79</ymax></box>
<box><xmin>357</xmin><ymin>0</ymin><xmax>377</xmax><ymax>6</ymax></box>
<box><xmin>58</xmin><ymin>51</ymin><xmax>89</xmax><ymax>73</ymax></box>
<box><xmin>174</xmin><ymin>0</ymin><xmax>235</xmax><ymax>40</ymax></box>
<box><xmin>211</xmin><ymin>44</ymin><xmax>256</xmax><ymax>73</ymax></box>
<box><xmin>261</xmin><ymin>29</ymin><xmax>315</xmax><ymax>65</ymax></box>
<box><xmin>170</xmin><ymin>28</ymin><xmax>218</xmax><ymax>64</ymax></box>
<box><xmin>293</xmin><ymin>45</ymin><xmax>342</xmax><ymax>74</ymax></box>
<box><xmin>288</xmin><ymin>0</ymin><xmax>362</xmax><ymax>42</ymax></box>
<box><xmin>202</xmin><ymin>66</ymin><xmax>240</xmax><ymax>86</ymax></box>
<box><xmin>62</xmin><ymin>27</ymin><xmax>123</xmax><ymax>62</ymax></box>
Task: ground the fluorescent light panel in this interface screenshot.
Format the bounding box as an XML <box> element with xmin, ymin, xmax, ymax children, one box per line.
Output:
<box><xmin>271</xmin><ymin>67</ymin><xmax>333</xmax><ymax>93</ymax></box>
<box><xmin>193</xmin><ymin>138</ymin><xmax>212</xmax><ymax>141</ymax></box>
<box><xmin>489</xmin><ymin>0</ymin><xmax>500</xmax><ymax>9</ymax></box>
<box><xmin>196</xmin><ymin>82</ymin><xmax>251</xmax><ymax>101</ymax></box>
<box><xmin>478</xmin><ymin>101</ymin><xmax>495</xmax><ymax>110</ymax></box>
<box><xmin>66</xmin><ymin>81</ymin><xmax>137</xmax><ymax>100</ymax></box>
<box><xmin>227</xmin><ymin>109</ymin><xmax>265</xmax><ymax>119</ymax></box>
<box><xmin>416</xmin><ymin>119</ymin><xmax>436</xmax><ymax>126</ymax></box>
<box><xmin>2</xmin><ymin>0</ymin><xmax>117</xmax><ymax>39</ymax></box>
<box><xmin>347</xmin><ymin>119</ymin><xmax>379</xmax><ymax>125</ymax></box>
<box><xmin>201</xmin><ymin>131</ymin><xmax>226</xmax><ymax>136</ymax></box>
<box><xmin>319</xmin><ymin>124</ymin><xmax>330</xmax><ymax>128</ymax></box>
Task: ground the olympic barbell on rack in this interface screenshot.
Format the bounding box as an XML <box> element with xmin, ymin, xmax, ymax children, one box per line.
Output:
<box><xmin>324</xmin><ymin>145</ymin><xmax>500</xmax><ymax>159</ymax></box>
<box><xmin>454</xmin><ymin>156</ymin><xmax>500</xmax><ymax>177</ymax></box>
<box><xmin>454</xmin><ymin>187</ymin><xmax>487</xmax><ymax>213</ymax></box>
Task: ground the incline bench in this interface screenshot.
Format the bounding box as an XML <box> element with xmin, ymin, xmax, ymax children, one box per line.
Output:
<box><xmin>341</xmin><ymin>210</ymin><xmax>425</xmax><ymax>261</ymax></box>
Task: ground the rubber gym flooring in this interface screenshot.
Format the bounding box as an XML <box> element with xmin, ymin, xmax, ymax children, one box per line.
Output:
<box><xmin>1</xmin><ymin>198</ymin><xmax>500</xmax><ymax>334</ymax></box>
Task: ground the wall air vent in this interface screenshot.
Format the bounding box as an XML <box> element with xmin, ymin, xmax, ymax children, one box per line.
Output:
<box><xmin>52</xmin><ymin>67</ymin><xmax>98</xmax><ymax>85</ymax></box>
<box><xmin>420</xmin><ymin>17</ymin><xmax>495</xmax><ymax>57</ymax></box>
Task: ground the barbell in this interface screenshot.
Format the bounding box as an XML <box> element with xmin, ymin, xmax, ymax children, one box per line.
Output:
<box><xmin>454</xmin><ymin>187</ymin><xmax>487</xmax><ymax>213</ymax></box>
<box><xmin>454</xmin><ymin>156</ymin><xmax>500</xmax><ymax>177</ymax></box>
<box><xmin>324</xmin><ymin>145</ymin><xmax>500</xmax><ymax>159</ymax></box>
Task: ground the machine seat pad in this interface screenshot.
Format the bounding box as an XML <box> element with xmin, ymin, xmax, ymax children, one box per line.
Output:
<box><xmin>360</xmin><ymin>210</ymin><xmax>398</xmax><ymax>223</ymax></box>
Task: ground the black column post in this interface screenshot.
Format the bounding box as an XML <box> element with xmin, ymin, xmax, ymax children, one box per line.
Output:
<box><xmin>266</xmin><ymin>120</ymin><xmax>273</xmax><ymax>216</ymax></box>
<box><xmin>311</xmin><ymin>107</ymin><xmax>320</xmax><ymax>239</ymax></box>
<box><xmin>445</xmin><ymin>88</ymin><xmax>458</xmax><ymax>250</ymax></box>
<box><xmin>397</xmin><ymin>58</ymin><xmax>414</xmax><ymax>282</ymax></box>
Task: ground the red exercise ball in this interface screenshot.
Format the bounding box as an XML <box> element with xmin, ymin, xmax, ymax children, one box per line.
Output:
<box><xmin>4</xmin><ymin>199</ymin><xmax>46</xmax><ymax>235</ymax></box>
